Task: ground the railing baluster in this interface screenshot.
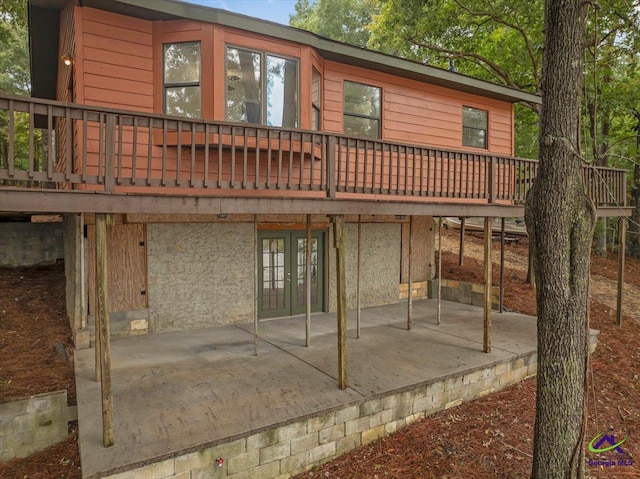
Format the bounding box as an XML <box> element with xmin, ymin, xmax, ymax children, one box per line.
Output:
<box><xmin>190</xmin><ymin>122</ymin><xmax>196</xmax><ymax>187</ymax></box>
<box><xmin>299</xmin><ymin>132</ymin><xmax>305</xmax><ymax>190</ymax></box>
<box><xmin>131</xmin><ymin>117</ymin><xmax>138</xmax><ymax>185</ymax></box>
<box><xmin>204</xmin><ymin>123</ymin><xmax>210</xmax><ymax>188</ymax></box>
<box><xmin>287</xmin><ymin>132</ymin><xmax>294</xmax><ymax>189</ymax></box>
<box><xmin>146</xmin><ymin>118</ymin><xmax>153</xmax><ymax>186</ymax></box>
<box><xmin>242</xmin><ymin>127</ymin><xmax>248</xmax><ymax>188</ymax></box>
<box><xmin>105</xmin><ymin>114</ymin><xmax>116</xmax><ymax>193</ymax></box>
<box><xmin>116</xmin><ymin>115</ymin><xmax>123</xmax><ymax>185</ymax></box>
<box><xmin>231</xmin><ymin>127</ymin><xmax>236</xmax><ymax>188</ymax></box>
<box><xmin>266</xmin><ymin>130</ymin><xmax>272</xmax><ymax>189</ymax></box>
<box><xmin>65</xmin><ymin>107</ymin><xmax>72</xmax><ymax>181</ymax></box>
<box><xmin>309</xmin><ymin>133</ymin><xmax>315</xmax><ymax>189</ymax></box>
<box><xmin>217</xmin><ymin>125</ymin><xmax>223</xmax><ymax>188</ymax></box>
<box><xmin>255</xmin><ymin>128</ymin><xmax>261</xmax><ymax>190</ymax></box>
<box><xmin>161</xmin><ymin>119</ymin><xmax>168</xmax><ymax>186</ymax></box>
<box><xmin>327</xmin><ymin>136</ymin><xmax>336</xmax><ymax>198</ymax></box>
<box><xmin>28</xmin><ymin>102</ymin><xmax>35</xmax><ymax>179</ymax></box>
<box><xmin>7</xmin><ymin>100</ymin><xmax>14</xmax><ymax>178</ymax></box>
<box><xmin>47</xmin><ymin>105</ymin><xmax>54</xmax><ymax>181</ymax></box>
<box><xmin>176</xmin><ymin>120</ymin><xmax>182</xmax><ymax>187</ymax></box>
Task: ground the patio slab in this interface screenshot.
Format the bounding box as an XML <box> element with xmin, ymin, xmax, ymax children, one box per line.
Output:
<box><xmin>75</xmin><ymin>299</ymin><xmax>538</xmax><ymax>478</ymax></box>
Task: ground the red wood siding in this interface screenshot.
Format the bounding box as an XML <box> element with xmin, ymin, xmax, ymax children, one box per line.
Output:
<box><xmin>78</xmin><ymin>7</ymin><xmax>154</xmax><ymax>112</ymax></box>
<box><xmin>323</xmin><ymin>61</ymin><xmax>514</xmax><ymax>156</ymax></box>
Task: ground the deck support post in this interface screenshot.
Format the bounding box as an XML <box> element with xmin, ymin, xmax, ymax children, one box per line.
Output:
<box><xmin>617</xmin><ymin>216</ymin><xmax>626</xmax><ymax>326</ymax></box>
<box><xmin>356</xmin><ymin>215</ymin><xmax>361</xmax><ymax>339</ymax></box>
<box><xmin>305</xmin><ymin>214</ymin><xmax>312</xmax><ymax>347</ymax></box>
<box><xmin>437</xmin><ymin>216</ymin><xmax>442</xmax><ymax>325</ymax></box>
<box><xmin>95</xmin><ymin>213</ymin><xmax>114</xmax><ymax>447</ymax></box>
<box><xmin>333</xmin><ymin>215</ymin><xmax>347</xmax><ymax>389</ymax></box>
<box><xmin>499</xmin><ymin>217</ymin><xmax>505</xmax><ymax>313</ymax></box>
<box><xmin>254</xmin><ymin>214</ymin><xmax>259</xmax><ymax>355</ymax></box>
<box><xmin>459</xmin><ymin>217</ymin><xmax>465</xmax><ymax>266</ymax></box>
<box><xmin>483</xmin><ymin>217</ymin><xmax>493</xmax><ymax>353</ymax></box>
<box><xmin>407</xmin><ymin>215</ymin><xmax>413</xmax><ymax>330</ymax></box>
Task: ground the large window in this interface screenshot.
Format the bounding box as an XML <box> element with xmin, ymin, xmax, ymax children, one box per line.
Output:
<box><xmin>311</xmin><ymin>68</ymin><xmax>321</xmax><ymax>130</ymax></box>
<box><xmin>163</xmin><ymin>42</ymin><xmax>201</xmax><ymax>118</ymax></box>
<box><xmin>462</xmin><ymin>106</ymin><xmax>488</xmax><ymax>149</ymax></box>
<box><xmin>226</xmin><ymin>47</ymin><xmax>298</xmax><ymax>128</ymax></box>
<box><xmin>343</xmin><ymin>81</ymin><xmax>381</xmax><ymax>139</ymax></box>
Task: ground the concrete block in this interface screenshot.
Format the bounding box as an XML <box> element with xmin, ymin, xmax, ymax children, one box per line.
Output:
<box><xmin>362</xmin><ymin>425</ymin><xmax>385</xmax><ymax>445</ymax></box>
<box><xmin>259</xmin><ymin>442</ymin><xmax>290</xmax><ymax>464</ymax></box>
<box><xmin>227</xmin><ymin>449</ymin><xmax>259</xmax><ymax>475</ymax></box>
<box><xmin>307</xmin><ymin>442</ymin><xmax>336</xmax><ymax>463</ymax></box>
<box><xmin>130</xmin><ymin>319</ymin><xmax>149</xmax><ymax>334</ymax></box>
<box><xmin>290</xmin><ymin>432</ymin><xmax>319</xmax><ymax>455</ymax></box>
<box><xmin>345</xmin><ymin>416</ymin><xmax>369</xmax><ymax>436</ymax></box>
<box><xmin>405</xmin><ymin>412</ymin><xmax>424</xmax><ymax>426</ymax></box>
<box><xmin>73</xmin><ymin>329</ymin><xmax>91</xmax><ymax>350</ymax></box>
<box><xmin>382</xmin><ymin>394</ymin><xmax>398</xmax><ymax>410</ymax></box>
<box><xmin>445</xmin><ymin>398</ymin><xmax>463</xmax><ymax>409</ymax></box>
<box><xmin>280</xmin><ymin>450</ymin><xmax>308</xmax><ymax>475</ymax></box>
<box><xmin>369</xmin><ymin>409</ymin><xmax>393</xmax><ymax>428</ymax></box>
<box><xmin>307</xmin><ymin>412</ymin><xmax>335</xmax><ymax>433</ymax></box>
<box><xmin>360</xmin><ymin>398</ymin><xmax>383</xmax><ymax>416</ymax></box>
<box><xmin>211</xmin><ymin>439</ymin><xmax>247</xmax><ymax>464</ymax></box>
<box><xmin>318</xmin><ymin>424</ymin><xmax>344</xmax><ymax>444</ymax></box>
<box><xmin>412</xmin><ymin>394</ymin><xmax>433</xmax><ymax>414</ymax></box>
<box><xmin>385</xmin><ymin>418</ymin><xmax>405</xmax><ymax>435</ymax></box>
<box><xmin>336</xmin><ymin>433</ymin><xmax>361</xmax><ymax>456</ymax></box>
<box><xmin>277</xmin><ymin>422</ymin><xmax>306</xmax><ymax>442</ymax></box>
<box><xmin>246</xmin><ymin>429</ymin><xmax>278</xmax><ymax>450</ymax></box>
<box><xmin>335</xmin><ymin>405</ymin><xmax>360</xmax><ymax>424</ymax></box>
<box><xmin>229</xmin><ymin>461</ymin><xmax>280</xmax><ymax>479</ymax></box>
<box><xmin>175</xmin><ymin>448</ymin><xmax>216</xmax><ymax>473</ymax></box>
<box><xmin>108</xmin><ymin>459</ymin><xmax>174</xmax><ymax>479</ymax></box>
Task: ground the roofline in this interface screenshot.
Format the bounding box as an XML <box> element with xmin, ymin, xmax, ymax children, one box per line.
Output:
<box><xmin>114</xmin><ymin>0</ymin><xmax>541</xmax><ymax>105</ymax></box>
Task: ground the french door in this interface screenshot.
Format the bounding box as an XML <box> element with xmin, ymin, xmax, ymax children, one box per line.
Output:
<box><xmin>258</xmin><ymin>231</ymin><xmax>325</xmax><ymax>319</ymax></box>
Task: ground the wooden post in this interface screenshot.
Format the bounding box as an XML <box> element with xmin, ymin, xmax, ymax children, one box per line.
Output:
<box><xmin>459</xmin><ymin>217</ymin><xmax>465</xmax><ymax>266</ymax></box>
<box><xmin>95</xmin><ymin>213</ymin><xmax>114</xmax><ymax>447</ymax></box>
<box><xmin>356</xmin><ymin>215</ymin><xmax>361</xmax><ymax>339</ymax></box>
<box><xmin>437</xmin><ymin>216</ymin><xmax>442</xmax><ymax>325</ymax></box>
<box><xmin>616</xmin><ymin>216</ymin><xmax>626</xmax><ymax>326</ymax></box>
<box><xmin>333</xmin><ymin>215</ymin><xmax>347</xmax><ymax>389</ymax></box>
<box><xmin>483</xmin><ymin>217</ymin><xmax>492</xmax><ymax>353</ymax></box>
<box><xmin>500</xmin><ymin>217</ymin><xmax>505</xmax><ymax>313</ymax></box>
<box><xmin>407</xmin><ymin>215</ymin><xmax>413</xmax><ymax>330</ymax></box>
<box><xmin>305</xmin><ymin>214</ymin><xmax>312</xmax><ymax>347</ymax></box>
<box><xmin>254</xmin><ymin>214</ymin><xmax>259</xmax><ymax>355</ymax></box>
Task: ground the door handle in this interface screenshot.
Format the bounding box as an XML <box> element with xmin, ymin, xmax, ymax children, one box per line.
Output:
<box><xmin>286</xmin><ymin>272</ymin><xmax>291</xmax><ymax>282</ymax></box>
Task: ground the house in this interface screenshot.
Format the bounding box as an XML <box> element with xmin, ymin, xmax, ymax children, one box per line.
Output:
<box><xmin>1</xmin><ymin>0</ymin><xmax>626</xmax><ymax>347</ymax></box>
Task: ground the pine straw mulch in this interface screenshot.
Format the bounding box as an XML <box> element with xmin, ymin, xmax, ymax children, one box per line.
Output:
<box><xmin>1</xmin><ymin>233</ymin><xmax>639</xmax><ymax>478</ymax></box>
<box><xmin>295</xmin><ymin>233</ymin><xmax>640</xmax><ymax>479</ymax></box>
<box><xmin>0</xmin><ymin>263</ymin><xmax>80</xmax><ymax>479</ymax></box>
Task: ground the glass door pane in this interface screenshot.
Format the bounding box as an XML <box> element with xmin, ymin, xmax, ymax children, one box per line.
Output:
<box><xmin>259</xmin><ymin>235</ymin><xmax>290</xmax><ymax>318</ymax></box>
<box><xmin>292</xmin><ymin>232</ymin><xmax>324</xmax><ymax>315</ymax></box>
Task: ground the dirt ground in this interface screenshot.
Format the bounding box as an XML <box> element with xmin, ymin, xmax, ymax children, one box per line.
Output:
<box><xmin>1</xmin><ymin>231</ymin><xmax>639</xmax><ymax>478</ymax></box>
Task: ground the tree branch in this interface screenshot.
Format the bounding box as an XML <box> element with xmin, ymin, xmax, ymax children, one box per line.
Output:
<box><xmin>452</xmin><ymin>0</ymin><xmax>540</xmax><ymax>88</ymax></box>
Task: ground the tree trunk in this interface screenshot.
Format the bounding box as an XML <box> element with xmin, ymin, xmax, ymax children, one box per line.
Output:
<box><xmin>628</xmin><ymin>114</ymin><xmax>640</xmax><ymax>257</ymax></box>
<box><xmin>525</xmin><ymin>2</ymin><xmax>595</xmax><ymax>478</ymax></box>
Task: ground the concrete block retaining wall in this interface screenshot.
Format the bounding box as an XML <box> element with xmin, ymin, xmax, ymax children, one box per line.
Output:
<box><xmin>427</xmin><ymin>279</ymin><xmax>500</xmax><ymax>309</ymax></box>
<box><xmin>104</xmin><ymin>354</ymin><xmax>538</xmax><ymax>479</ymax></box>
<box><xmin>0</xmin><ymin>390</ymin><xmax>76</xmax><ymax>462</ymax></box>
<box><xmin>0</xmin><ymin>222</ymin><xmax>64</xmax><ymax>267</ymax></box>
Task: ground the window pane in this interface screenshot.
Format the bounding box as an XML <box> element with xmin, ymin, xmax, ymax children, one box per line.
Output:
<box><xmin>462</xmin><ymin>106</ymin><xmax>488</xmax><ymax>148</ymax></box>
<box><xmin>344</xmin><ymin>116</ymin><xmax>379</xmax><ymax>139</ymax></box>
<box><xmin>312</xmin><ymin>68</ymin><xmax>321</xmax><ymax>131</ymax></box>
<box><xmin>226</xmin><ymin>47</ymin><xmax>261</xmax><ymax>124</ymax></box>
<box><xmin>164</xmin><ymin>42</ymin><xmax>200</xmax><ymax>84</ymax></box>
<box><xmin>266</xmin><ymin>55</ymin><xmax>298</xmax><ymax>128</ymax></box>
<box><xmin>344</xmin><ymin>81</ymin><xmax>380</xmax><ymax>117</ymax></box>
<box><xmin>165</xmin><ymin>86</ymin><xmax>201</xmax><ymax>118</ymax></box>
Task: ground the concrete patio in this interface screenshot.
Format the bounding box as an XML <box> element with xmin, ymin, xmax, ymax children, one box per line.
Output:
<box><xmin>75</xmin><ymin>299</ymin><xmax>541</xmax><ymax>479</ymax></box>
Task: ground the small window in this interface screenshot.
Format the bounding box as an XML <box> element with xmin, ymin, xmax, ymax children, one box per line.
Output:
<box><xmin>312</xmin><ymin>68</ymin><xmax>321</xmax><ymax>130</ymax></box>
<box><xmin>343</xmin><ymin>81</ymin><xmax>381</xmax><ymax>139</ymax></box>
<box><xmin>226</xmin><ymin>46</ymin><xmax>298</xmax><ymax>128</ymax></box>
<box><xmin>163</xmin><ymin>42</ymin><xmax>201</xmax><ymax>118</ymax></box>
<box><xmin>462</xmin><ymin>106</ymin><xmax>488</xmax><ymax>149</ymax></box>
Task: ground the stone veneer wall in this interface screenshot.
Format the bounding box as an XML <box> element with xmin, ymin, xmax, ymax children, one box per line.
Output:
<box><xmin>0</xmin><ymin>390</ymin><xmax>76</xmax><ymax>462</ymax></box>
<box><xmin>147</xmin><ymin>223</ymin><xmax>254</xmax><ymax>332</ymax></box>
<box><xmin>427</xmin><ymin>278</ymin><xmax>500</xmax><ymax>309</ymax></box>
<box><xmin>328</xmin><ymin>223</ymin><xmax>401</xmax><ymax>312</ymax></box>
<box><xmin>104</xmin><ymin>354</ymin><xmax>538</xmax><ymax>479</ymax></box>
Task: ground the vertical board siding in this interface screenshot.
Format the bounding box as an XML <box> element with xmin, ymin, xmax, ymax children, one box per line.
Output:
<box><xmin>55</xmin><ymin>2</ymin><xmax>75</xmax><ymax>182</ymax></box>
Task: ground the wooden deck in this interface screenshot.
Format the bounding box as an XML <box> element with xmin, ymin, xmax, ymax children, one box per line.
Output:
<box><xmin>0</xmin><ymin>94</ymin><xmax>628</xmax><ymax>215</ymax></box>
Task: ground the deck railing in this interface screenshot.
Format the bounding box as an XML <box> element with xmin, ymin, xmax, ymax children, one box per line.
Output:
<box><xmin>0</xmin><ymin>94</ymin><xmax>627</xmax><ymax>207</ymax></box>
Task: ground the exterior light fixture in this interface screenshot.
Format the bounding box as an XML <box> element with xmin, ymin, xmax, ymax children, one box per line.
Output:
<box><xmin>217</xmin><ymin>213</ymin><xmax>228</xmax><ymax>219</ymax></box>
<box><xmin>61</xmin><ymin>54</ymin><xmax>74</xmax><ymax>66</ymax></box>
<box><xmin>395</xmin><ymin>215</ymin><xmax>406</xmax><ymax>220</ymax></box>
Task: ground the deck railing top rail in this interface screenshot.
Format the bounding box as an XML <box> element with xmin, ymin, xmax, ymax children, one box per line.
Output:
<box><xmin>0</xmin><ymin>94</ymin><xmax>627</xmax><ymax>209</ymax></box>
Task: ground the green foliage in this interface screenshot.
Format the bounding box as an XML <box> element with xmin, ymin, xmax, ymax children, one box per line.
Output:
<box><xmin>290</xmin><ymin>0</ymin><xmax>379</xmax><ymax>47</ymax></box>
